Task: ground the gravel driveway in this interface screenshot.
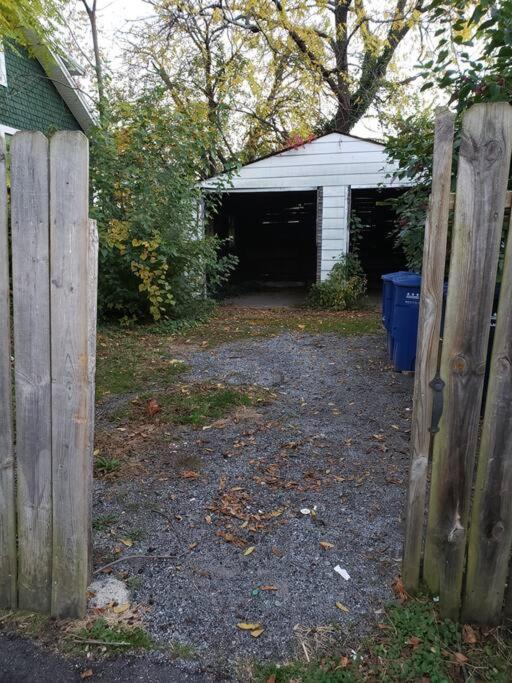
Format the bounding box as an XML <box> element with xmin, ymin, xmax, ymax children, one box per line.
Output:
<box><xmin>90</xmin><ymin>331</ymin><xmax>413</xmax><ymax>679</ymax></box>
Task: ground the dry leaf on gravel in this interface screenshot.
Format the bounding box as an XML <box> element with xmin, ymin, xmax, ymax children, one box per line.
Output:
<box><xmin>259</xmin><ymin>585</ymin><xmax>278</xmax><ymax>591</ymax></box>
<box><xmin>181</xmin><ymin>470</ymin><xmax>200</xmax><ymax>479</ymax></box>
<box><xmin>112</xmin><ymin>603</ymin><xmax>130</xmax><ymax>614</ymax></box>
<box><xmin>335</xmin><ymin>602</ymin><xmax>350</xmax><ymax>613</ymax></box>
<box><xmin>243</xmin><ymin>546</ymin><xmax>255</xmax><ymax>556</ymax></box>
<box><xmin>237</xmin><ymin>622</ymin><xmax>261</xmax><ymax>630</ymax></box>
<box><xmin>80</xmin><ymin>670</ymin><xmax>93</xmax><ymax>679</ymax></box>
<box><xmin>147</xmin><ymin>398</ymin><xmax>161</xmax><ymax>416</ymax></box>
<box><xmin>320</xmin><ymin>541</ymin><xmax>334</xmax><ymax>550</ymax></box>
<box><xmin>250</xmin><ymin>628</ymin><xmax>264</xmax><ymax>638</ymax></box>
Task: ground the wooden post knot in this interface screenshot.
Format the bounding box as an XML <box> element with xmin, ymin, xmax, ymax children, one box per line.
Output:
<box><xmin>484</xmin><ymin>139</ymin><xmax>504</xmax><ymax>167</ymax></box>
<box><xmin>490</xmin><ymin>521</ymin><xmax>505</xmax><ymax>541</ymax></box>
<box><xmin>451</xmin><ymin>354</ymin><xmax>468</xmax><ymax>375</ymax></box>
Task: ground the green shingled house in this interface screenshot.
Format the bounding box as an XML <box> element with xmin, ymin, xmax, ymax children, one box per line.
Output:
<box><xmin>0</xmin><ymin>39</ymin><xmax>95</xmax><ymax>139</ymax></box>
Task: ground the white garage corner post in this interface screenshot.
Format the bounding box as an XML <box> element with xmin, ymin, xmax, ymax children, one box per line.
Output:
<box><xmin>320</xmin><ymin>185</ymin><xmax>350</xmax><ymax>281</ymax></box>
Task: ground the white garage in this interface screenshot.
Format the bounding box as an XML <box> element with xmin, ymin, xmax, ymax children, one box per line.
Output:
<box><xmin>202</xmin><ymin>132</ymin><xmax>408</xmax><ymax>291</ymax></box>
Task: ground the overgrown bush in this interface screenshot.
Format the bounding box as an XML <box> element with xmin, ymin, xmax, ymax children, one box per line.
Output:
<box><xmin>90</xmin><ymin>89</ymin><xmax>236</xmax><ymax>323</ymax></box>
<box><xmin>307</xmin><ymin>254</ymin><xmax>367</xmax><ymax>311</ymax></box>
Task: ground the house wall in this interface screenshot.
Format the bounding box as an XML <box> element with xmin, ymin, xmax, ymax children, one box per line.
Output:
<box><xmin>203</xmin><ymin>133</ymin><xmax>404</xmax><ymax>281</ymax></box>
<box><xmin>0</xmin><ymin>44</ymin><xmax>81</xmax><ymax>134</ymax></box>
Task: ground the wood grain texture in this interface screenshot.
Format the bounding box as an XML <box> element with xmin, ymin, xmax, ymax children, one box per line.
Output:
<box><xmin>423</xmin><ymin>103</ymin><xmax>512</xmax><ymax>619</ymax></box>
<box><xmin>402</xmin><ymin>109</ymin><xmax>455</xmax><ymax>593</ymax></box>
<box><xmin>50</xmin><ymin>132</ymin><xmax>90</xmax><ymax>618</ymax></box>
<box><xmin>0</xmin><ymin>135</ymin><xmax>16</xmax><ymax>609</ymax></box>
<box><xmin>463</xmin><ymin>208</ymin><xmax>512</xmax><ymax>623</ymax></box>
<box><xmin>11</xmin><ymin>132</ymin><xmax>52</xmax><ymax>612</ymax></box>
<box><xmin>87</xmin><ymin>219</ymin><xmax>98</xmax><ymax>582</ymax></box>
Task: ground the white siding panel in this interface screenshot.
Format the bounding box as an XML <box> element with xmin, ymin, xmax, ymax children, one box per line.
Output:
<box><xmin>320</xmin><ymin>185</ymin><xmax>348</xmax><ymax>281</ymax></box>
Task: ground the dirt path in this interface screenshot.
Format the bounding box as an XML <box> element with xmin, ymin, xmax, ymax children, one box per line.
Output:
<box><xmin>90</xmin><ymin>331</ymin><xmax>413</xmax><ymax>678</ymax></box>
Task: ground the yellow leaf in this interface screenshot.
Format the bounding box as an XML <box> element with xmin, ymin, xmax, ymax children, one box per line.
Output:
<box><xmin>120</xmin><ymin>538</ymin><xmax>133</xmax><ymax>547</ymax></box>
<box><xmin>336</xmin><ymin>602</ymin><xmax>350</xmax><ymax>613</ymax></box>
<box><xmin>243</xmin><ymin>546</ymin><xmax>256</xmax><ymax>556</ymax></box>
<box><xmin>250</xmin><ymin>628</ymin><xmax>264</xmax><ymax>638</ymax></box>
<box><xmin>237</xmin><ymin>622</ymin><xmax>261</xmax><ymax>630</ymax></box>
<box><xmin>113</xmin><ymin>603</ymin><xmax>130</xmax><ymax>614</ymax></box>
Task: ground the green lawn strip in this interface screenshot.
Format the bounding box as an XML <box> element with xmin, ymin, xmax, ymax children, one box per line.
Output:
<box><xmin>96</xmin><ymin>311</ymin><xmax>381</xmax><ymax>401</ymax></box>
<box><xmin>172</xmin><ymin>309</ymin><xmax>381</xmax><ymax>347</ymax></box>
<box><xmin>67</xmin><ymin>618</ymin><xmax>153</xmax><ymax>655</ymax></box>
<box><xmin>95</xmin><ymin>326</ymin><xmax>188</xmax><ymax>400</ymax></box>
<box><xmin>255</xmin><ymin>601</ymin><xmax>512</xmax><ymax>682</ymax></box>
<box><xmin>109</xmin><ymin>382</ymin><xmax>272</xmax><ymax>428</ymax></box>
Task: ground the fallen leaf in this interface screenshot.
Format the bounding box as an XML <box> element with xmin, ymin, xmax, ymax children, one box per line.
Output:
<box><xmin>453</xmin><ymin>652</ymin><xmax>468</xmax><ymax>665</ymax></box>
<box><xmin>335</xmin><ymin>602</ymin><xmax>350</xmax><ymax>613</ymax></box>
<box><xmin>338</xmin><ymin>656</ymin><xmax>349</xmax><ymax>669</ymax></box>
<box><xmin>237</xmin><ymin>622</ymin><xmax>261</xmax><ymax>630</ymax></box>
<box><xmin>266</xmin><ymin>676</ymin><xmax>276</xmax><ymax>683</ymax></box>
<box><xmin>181</xmin><ymin>470</ymin><xmax>200</xmax><ymax>479</ymax></box>
<box><xmin>243</xmin><ymin>546</ymin><xmax>255</xmax><ymax>556</ymax></box>
<box><xmin>320</xmin><ymin>541</ymin><xmax>334</xmax><ymax>550</ymax></box>
<box><xmin>113</xmin><ymin>603</ymin><xmax>130</xmax><ymax>614</ymax></box>
<box><xmin>120</xmin><ymin>538</ymin><xmax>133</xmax><ymax>548</ymax></box>
<box><xmin>80</xmin><ymin>670</ymin><xmax>93</xmax><ymax>679</ymax></box>
<box><xmin>259</xmin><ymin>585</ymin><xmax>278</xmax><ymax>591</ymax></box>
<box><xmin>463</xmin><ymin>624</ymin><xmax>478</xmax><ymax>644</ymax></box>
<box><xmin>392</xmin><ymin>576</ymin><xmax>409</xmax><ymax>603</ymax></box>
<box><xmin>250</xmin><ymin>627</ymin><xmax>264</xmax><ymax>638</ymax></box>
<box><xmin>147</xmin><ymin>398</ymin><xmax>161</xmax><ymax>416</ymax></box>
<box><xmin>407</xmin><ymin>636</ymin><xmax>422</xmax><ymax>648</ymax></box>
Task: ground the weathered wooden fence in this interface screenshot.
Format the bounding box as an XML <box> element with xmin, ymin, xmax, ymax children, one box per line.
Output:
<box><xmin>0</xmin><ymin>131</ymin><xmax>97</xmax><ymax>618</ymax></box>
<box><xmin>403</xmin><ymin>102</ymin><xmax>512</xmax><ymax>623</ymax></box>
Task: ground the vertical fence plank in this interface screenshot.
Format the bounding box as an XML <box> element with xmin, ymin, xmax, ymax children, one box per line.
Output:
<box><xmin>11</xmin><ymin>132</ymin><xmax>52</xmax><ymax>612</ymax></box>
<box><xmin>402</xmin><ymin>109</ymin><xmax>455</xmax><ymax>593</ymax></box>
<box><xmin>87</xmin><ymin>219</ymin><xmax>98</xmax><ymax>582</ymax></box>
<box><xmin>464</xmin><ymin>208</ymin><xmax>512</xmax><ymax>623</ymax></box>
<box><xmin>50</xmin><ymin>131</ymin><xmax>90</xmax><ymax>617</ymax></box>
<box><xmin>0</xmin><ymin>135</ymin><xmax>16</xmax><ymax>609</ymax></box>
<box><xmin>423</xmin><ymin>103</ymin><xmax>512</xmax><ymax>619</ymax></box>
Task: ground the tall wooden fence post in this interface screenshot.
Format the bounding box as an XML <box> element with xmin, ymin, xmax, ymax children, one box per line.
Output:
<box><xmin>402</xmin><ymin>109</ymin><xmax>454</xmax><ymax>593</ymax></box>
<box><xmin>50</xmin><ymin>131</ymin><xmax>91</xmax><ymax>618</ymax></box>
<box><xmin>423</xmin><ymin>103</ymin><xmax>512</xmax><ymax>619</ymax></box>
<box><xmin>0</xmin><ymin>135</ymin><xmax>16</xmax><ymax>609</ymax></box>
<box><xmin>11</xmin><ymin>132</ymin><xmax>53</xmax><ymax>613</ymax></box>
<box><xmin>463</xmin><ymin>206</ymin><xmax>512</xmax><ymax>623</ymax></box>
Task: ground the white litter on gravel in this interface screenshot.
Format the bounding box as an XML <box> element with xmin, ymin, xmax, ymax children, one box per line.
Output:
<box><xmin>87</xmin><ymin>576</ymin><xmax>131</xmax><ymax>608</ymax></box>
<box><xmin>334</xmin><ymin>565</ymin><xmax>351</xmax><ymax>581</ymax></box>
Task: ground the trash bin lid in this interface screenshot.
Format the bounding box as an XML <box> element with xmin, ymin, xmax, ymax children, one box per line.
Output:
<box><xmin>382</xmin><ymin>270</ymin><xmax>410</xmax><ymax>282</ymax></box>
<box><xmin>393</xmin><ymin>273</ymin><xmax>421</xmax><ymax>288</ymax></box>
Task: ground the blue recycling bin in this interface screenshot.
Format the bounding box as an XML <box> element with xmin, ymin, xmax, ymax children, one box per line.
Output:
<box><xmin>391</xmin><ymin>273</ymin><xmax>422</xmax><ymax>371</ymax></box>
<box><xmin>381</xmin><ymin>271</ymin><xmax>409</xmax><ymax>330</ymax></box>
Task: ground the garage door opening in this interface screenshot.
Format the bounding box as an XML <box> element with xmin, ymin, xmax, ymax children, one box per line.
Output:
<box><xmin>210</xmin><ymin>191</ymin><xmax>318</xmax><ymax>297</ymax></box>
<box><xmin>350</xmin><ymin>188</ymin><xmax>408</xmax><ymax>291</ymax></box>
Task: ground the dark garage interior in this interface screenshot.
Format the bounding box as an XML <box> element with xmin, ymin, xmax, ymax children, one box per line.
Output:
<box><xmin>210</xmin><ymin>191</ymin><xmax>317</xmax><ymax>292</ymax></box>
<box><xmin>350</xmin><ymin>188</ymin><xmax>407</xmax><ymax>290</ymax></box>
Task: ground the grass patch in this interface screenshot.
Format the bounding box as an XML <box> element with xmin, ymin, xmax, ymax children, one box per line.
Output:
<box><xmin>94</xmin><ymin>454</ymin><xmax>122</xmax><ymax>476</ymax></box>
<box><xmin>169</xmin><ymin>640</ymin><xmax>198</xmax><ymax>660</ymax></box>
<box><xmin>70</xmin><ymin>618</ymin><xmax>153</xmax><ymax>655</ymax></box>
<box><xmin>92</xmin><ymin>513</ymin><xmax>119</xmax><ymax>531</ymax></box>
<box><xmin>255</xmin><ymin>600</ymin><xmax>512</xmax><ymax>682</ymax></box>
<box><xmin>95</xmin><ymin>309</ymin><xmax>380</xmax><ymax>402</ymax></box>
<box><xmin>173</xmin><ymin>307</ymin><xmax>381</xmax><ymax>347</ymax></box>
<box><xmin>96</xmin><ymin>326</ymin><xmax>188</xmax><ymax>400</ymax></box>
<box><xmin>110</xmin><ymin>383</ymin><xmax>270</xmax><ymax>428</ymax></box>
